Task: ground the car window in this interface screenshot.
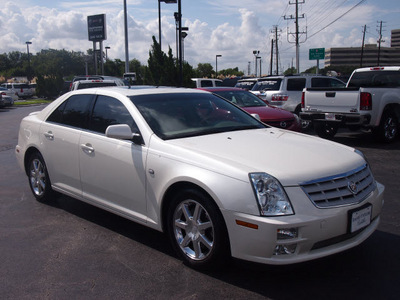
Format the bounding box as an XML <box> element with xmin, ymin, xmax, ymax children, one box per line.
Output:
<box><xmin>201</xmin><ymin>80</ymin><xmax>214</xmax><ymax>87</ymax></box>
<box><xmin>287</xmin><ymin>78</ymin><xmax>306</xmax><ymax>91</ymax></box>
<box><xmin>348</xmin><ymin>71</ymin><xmax>400</xmax><ymax>88</ymax></box>
<box><xmin>252</xmin><ymin>79</ymin><xmax>282</xmax><ymax>91</ymax></box>
<box><xmin>77</xmin><ymin>82</ymin><xmax>117</xmax><ymax>89</ymax></box>
<box><xmin>46</xmin><ymin>94</ymin><xmax>93</xmax><ymax>128</ymax></box>
<box><xmin>311</xmin><ymin>77</ymin><xmax>346</xmax><ymax>88</ymax></box>
<box><xmin>215</xmin><ymin>81</ymin><xmax>223</xmax><ymax>87</ymax></box>
<box><xmin>89</xmin><ymin>95</ymin><xmax>138</xmax><ymax>134</ymax></box>
<box><xmin>214</xmin><ymin>91</ymin><xmax>266</xmax><ymax>107</ymax></box>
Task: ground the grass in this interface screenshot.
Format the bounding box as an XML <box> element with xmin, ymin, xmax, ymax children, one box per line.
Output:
<box><xmin>14</xmin><ymin>99</ymin><xmax>53</xmax><ymax>106</ymax></box>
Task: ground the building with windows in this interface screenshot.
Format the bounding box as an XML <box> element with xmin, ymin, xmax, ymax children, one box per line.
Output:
<box><xmin>324</xmin><ymin>29</ymin><xmax>400</xmax><ymax>67</ymax></box>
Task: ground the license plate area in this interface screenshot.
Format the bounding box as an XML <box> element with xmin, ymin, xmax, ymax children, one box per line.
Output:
<box><xmin>325</xmin><ymin>113</ymin><xmax>336</xmax><ymax>121</ymax></box>
<box><xmin>348</xmin><ymin>204</ymin><xmax>372</xmax><ymax>233</ymax></box>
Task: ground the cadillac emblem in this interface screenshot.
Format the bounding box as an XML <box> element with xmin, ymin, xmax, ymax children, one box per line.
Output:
<box><xmin>347</xmin><ymin>181</ymin><xmax>358</xmax><ymax>194</ymax></box>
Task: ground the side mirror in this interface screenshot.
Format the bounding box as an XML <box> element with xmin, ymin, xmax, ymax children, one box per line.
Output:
<box><xmin>105</xmin><ymin>124</ymin><xmax>144</xmax><ymax>145</ymax></box>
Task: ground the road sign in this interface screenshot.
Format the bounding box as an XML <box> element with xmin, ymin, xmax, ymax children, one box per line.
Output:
<box><xmin>309</xmin><ymin>48</ymin><xmax>325</xmax><ymax>60</ymax></box>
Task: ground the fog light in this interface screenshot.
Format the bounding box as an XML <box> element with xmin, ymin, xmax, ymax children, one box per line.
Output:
<box><xmin>273</xmin><ymin>244</ymin><xmax>297</xmax><ymax>255</ymax></box>
<box><xmin>277</xmin><ymin>228</ymin><xmax>298</xmax><ymax>240</ymax></box>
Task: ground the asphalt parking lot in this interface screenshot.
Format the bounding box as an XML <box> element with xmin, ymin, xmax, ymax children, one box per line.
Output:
<box><xmin>1</xmin><ymin>105</ymin><xmax>399</xmax><ymax>300</ymax></box>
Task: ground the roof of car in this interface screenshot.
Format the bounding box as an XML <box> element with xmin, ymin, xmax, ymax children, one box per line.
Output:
<box><xmin>197</xmin><ymin>87</ymin><xmax>245</xmax><ymax>92</ymax></box>
<box><xmin>70</xmin><ymin>86</ymin><xmax>210</xmax><ymax>97</ymax></box>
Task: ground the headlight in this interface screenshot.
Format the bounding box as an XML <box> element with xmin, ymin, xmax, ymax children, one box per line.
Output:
<box><xmin>249</xmin><ymin>173</ymin><xmax>294</xmax><ymax>216</ymax></box>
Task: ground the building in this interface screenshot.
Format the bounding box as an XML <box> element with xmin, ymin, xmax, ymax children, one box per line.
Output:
<box><xmin>391</xmin><ymin>29</ymin><xmax>400</xmax><ymax>48</ymax></box>
<box><xmin>324</xmin><ymin>29</ymin><xmax>400</xmax><ymax>67</ymax></box>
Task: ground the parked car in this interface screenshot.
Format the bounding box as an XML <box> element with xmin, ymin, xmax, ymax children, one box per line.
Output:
<box><xmin>70</xmin><ymin>75</ymin><xmax>125</xmax><ymax>90</ymax></box>
<box><xmin>191</xmin><ymin>78</ymin><xmax>223</xmax><ymax>88</ymax></box>
<box><xmin>0</xmin><ymin>86</ymin><xmax>18</xmax><ymax>101</ymax></box>
<box><xmin>198</xmin><ymin>87</ymin><xmax>301</xmax><ymax>132</ymax></box>
<box><xmin>301</xmin><ymin>66</ymin><xmax>400</xmax><ymax>141</ymax></box>
<box><xmin>16</xmin><ymin>87</ymin><xmax>384</xmax><ymax>269</ymax></box>
<box><xmin>70</xmin><ymin>79</ymin><xmax>120</xmax><ymax>90</ymax></box>
<box><xmin>250</xmin><ymin>75</ymin><xmax>346</xmax><ymax>115</ymax></box>
<box><xmin>0</xmin><ymin>83</ymin><xmax>34</xmax><ymax>99</ymax></box>
<box><xmin>0</xmin><ymin>91</ymin><xmax>14</xmax><ymax>107</ymax></box>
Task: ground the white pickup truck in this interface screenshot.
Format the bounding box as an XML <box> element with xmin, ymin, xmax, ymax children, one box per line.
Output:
<box><xmin>300</xmin><ymin>66</ymin><xmax>400</xmax><ymax>142</ymax></box>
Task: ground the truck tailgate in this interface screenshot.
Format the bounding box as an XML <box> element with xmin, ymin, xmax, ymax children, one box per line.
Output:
<box><xmin>304</xmin><ymin>87</ymin><xmax>360</xmax><ymax>113</ymax></box>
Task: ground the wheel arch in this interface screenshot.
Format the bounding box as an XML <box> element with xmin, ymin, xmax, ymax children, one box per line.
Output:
<box><xmin>23</xmin><ymin>146</ymin><xmax>41</xmax><ymax>176</ymax></box>
<box><xmin>160</xmin><ymin>181</ymin><xmax>229</xmax><ymax>237</ymax></box>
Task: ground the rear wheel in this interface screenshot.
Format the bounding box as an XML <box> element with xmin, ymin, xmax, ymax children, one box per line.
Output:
<box><xmin>314</xmin><ymin>122</ymin><xmax>339</xmax><ymax>139</ymax></box>
<box><xmin>167</xmin><ymin>189</ymin><xmax>230</xmax><ymax>270</ymax></box>
<box><xmin>374</xmin><ymin>111</ymin><xmax>398</xmax><ymax>142</ymax></box>
<box><xmin>28</xmin><ymin>152</ymin><xmax>54</xmax><ymax>202</ymax></box>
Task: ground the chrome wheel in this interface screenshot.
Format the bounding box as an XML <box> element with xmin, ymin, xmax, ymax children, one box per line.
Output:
<box><xmin>173</xmin><ymin>199</ymin><xmax>214</xmax><ymax>261</ymax></box>
<box><xmin>29</xmin><ymin>158</ymin><xmax>46</xmax><ymax>197</ymax></box>
<box><xmin>27</xmin><ymin>152</ymin><xmax>54</xmax><ymax>202</ymax></box>
<box><xmin>383</xmin><ymin>115</ymin><xmax>397</xmax><ymax>141</ymax></box>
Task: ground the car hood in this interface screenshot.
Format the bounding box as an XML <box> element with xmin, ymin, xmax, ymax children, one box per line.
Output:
<box><xmin>164</xmin><ymin>128</ymin><xmax>364</xmax><ymax>186</ymax></box>
<box><xmin>243</xmin><ymin>106</ymin><xmax>294</xmax><ymax>121</ymax></box>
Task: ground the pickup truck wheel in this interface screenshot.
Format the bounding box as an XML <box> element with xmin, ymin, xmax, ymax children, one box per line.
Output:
<box><xmin>375</xmin><ymin>111</ymin><xmax>398</xmax><ymax>142</ymax></box>
<box><xmin>314</xmin><ymin>122</ymin><xmax>339</xmax><ymax>139</ymax></box>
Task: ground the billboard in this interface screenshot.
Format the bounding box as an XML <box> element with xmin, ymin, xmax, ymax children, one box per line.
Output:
<box><xmin>88</xmin><ymin>14</ymin><xmax>107</xmax><ymax>41</ymax></box>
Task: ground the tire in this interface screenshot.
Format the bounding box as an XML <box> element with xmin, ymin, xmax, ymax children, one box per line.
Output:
<box><xmin>374</xmin><ymin>111</ymin><xmax>398</xmax><ymax>143</ymax></box>
<box><xmin>314</xmin><ymin>122</ymin><xmax>339</xmax><ymax>139</ymax></box>
<box><xmin>27</xmin><ymin>152</ymin><xmax>54</xmax><ymax>202</ymax></box>
<box><xmin>167</xmin><ymin>189</ymin><xmax>230</xmax><ymax>270</ymax></box>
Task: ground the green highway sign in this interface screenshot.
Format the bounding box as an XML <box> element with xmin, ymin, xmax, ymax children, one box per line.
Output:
<box><xmin>309</xmin><ymin>48</ymin><xmax>325</xmax><ymax>60</ymax></box>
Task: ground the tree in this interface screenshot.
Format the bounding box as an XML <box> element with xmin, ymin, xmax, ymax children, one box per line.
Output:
<box><xmin>196</xmin><ymin>63</ymin><xmax>213</xmax><ymax>78</ymax></box>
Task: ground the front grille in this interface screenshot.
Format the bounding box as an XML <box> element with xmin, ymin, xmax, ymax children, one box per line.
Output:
<box><xmin>300</xmin><ymin>164</ymin><xmax>376</xmax><ymax>208</ymax></box>
<box><xmin>266</xmin><ymin>120</ymin><xmax>294</xmax><ymax>129</ymax></box>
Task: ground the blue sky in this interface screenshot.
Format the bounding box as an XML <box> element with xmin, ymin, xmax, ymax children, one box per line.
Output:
<box><xmin>2</xmin><ymin>0</ymin><xmax>400</xmax><ymax>73</ymax></box>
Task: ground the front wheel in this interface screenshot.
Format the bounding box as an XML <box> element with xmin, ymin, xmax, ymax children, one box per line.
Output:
<box><xmin>167</xmin><ymin>189</ymin><xmax>230</xmax><ymax>270</ymax></box>
<box><xmin>28</xmin><ymin>152</ymin><xmax>54</xmax><ymax>202</ymax></box>
<box><xmin>314</xmin><ymin>122</ymin><xmax>339</xmax><ymax>139</ymax></box>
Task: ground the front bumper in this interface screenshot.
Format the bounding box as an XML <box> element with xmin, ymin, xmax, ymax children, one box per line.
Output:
<box><xmin>221</xmin><ymin>182</ymin><xmax>384</xmax><ymax>265</ymax></box>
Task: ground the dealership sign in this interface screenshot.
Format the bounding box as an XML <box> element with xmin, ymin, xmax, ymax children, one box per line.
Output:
<box><xmin>88</xmin><ymin>14</ymin><xmax>107</xmax><ymax>41</ymax></box>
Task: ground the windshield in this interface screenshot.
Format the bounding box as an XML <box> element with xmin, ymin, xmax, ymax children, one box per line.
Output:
<box><xmin>212</xmin><ymin>90</ymin><xmax>267</xmax><ymax>107</ymax></box>
<box><xmin>130</xmin><ymin>93</ymin><xmax>266</xmax><ymax>140</ymax></box>
<box><xmin>252</xmin><ymin>79</ymin><xmax>282</xmax><ymax>91</ymax></box>
<box><xmin>235</xmin><ymin>81</ymin><xmax>256</xmax><ymax>90</ymax></box>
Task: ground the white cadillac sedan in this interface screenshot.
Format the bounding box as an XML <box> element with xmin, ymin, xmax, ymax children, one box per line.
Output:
<box><xmin>15</xmin><ymin>87</ymin><xmax>384</xmax><ymax>269</ymax></box>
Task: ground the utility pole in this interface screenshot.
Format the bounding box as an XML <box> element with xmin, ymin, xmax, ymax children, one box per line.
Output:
<box><xmin>270</xmin><ymin>25</ymin><xmax>281</xmax><ymax>75</ymax></box>
<box><xmin>285</xmin><ymin>0</ymin><xmax>306</xmax><ymax>73</ymax></box>
<box><xmin>270</xmin><ymin>39</ymin><xmax>274</xmax><ymax>75</ymax></box>
<box><xmin>377</xmin><ymin>21</ymin><xmax>385</xmax><ymax>66</ymax></box>
<box><xmin>360</xmin><ymin>25</ymin><xmax>367</xmax><ymax>67</ymax></box>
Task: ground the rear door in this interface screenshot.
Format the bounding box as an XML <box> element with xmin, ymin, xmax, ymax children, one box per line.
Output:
<box><xmin>40</xmin><ymin>94</ymin><xmax>94</xmax><ymax>197</ymax></box>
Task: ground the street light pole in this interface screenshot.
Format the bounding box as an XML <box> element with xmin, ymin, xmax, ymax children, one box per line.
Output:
<box><xmin>158</xmin><ymin>1</ymin><xmax>177</xmax><ymax>51</ymax></box>
<box><xmin>253</xmin><ymin>50</ymin><xmax>259</xmax><ymax>77</ymax></box>
<box><xmin>26</xmin><ymin>41</ymin><xmax>32</xmax><ymax>81</ymax></box>
<box><xmin>178</xmin><ymin>0</ymin><xmax>183</xmax><ymax>86</ymax></box>
<box><xmin>216</xmin><ymin>55</ymin><xmax>222</xmax><ymax>78</ymax></box>
<box><xmin>123</xmin><ymin>0</ymin><xmax>129</xmax><ymax>73</ymax></box>
<box><xmin>105</xmin><ymin>46</ymin><xmax>110</xmax><ymax>60</ymax></box>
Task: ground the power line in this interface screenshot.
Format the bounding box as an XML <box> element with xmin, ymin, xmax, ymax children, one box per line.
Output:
<box><xmin>308</xmin><ymin>0</ymin><xmax>367</xmax><ymax>39</ymax></box>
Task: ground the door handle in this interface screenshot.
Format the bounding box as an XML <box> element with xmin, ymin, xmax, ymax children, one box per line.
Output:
<box><xmin>44</xmin><ymin>131</ymin><xmax>54</xmax><ymax>140</ymax></box>
<box><xmin>81</xmin><ymin>143</ymin><xmax>95</xmax><ymax>154</ymax></box>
